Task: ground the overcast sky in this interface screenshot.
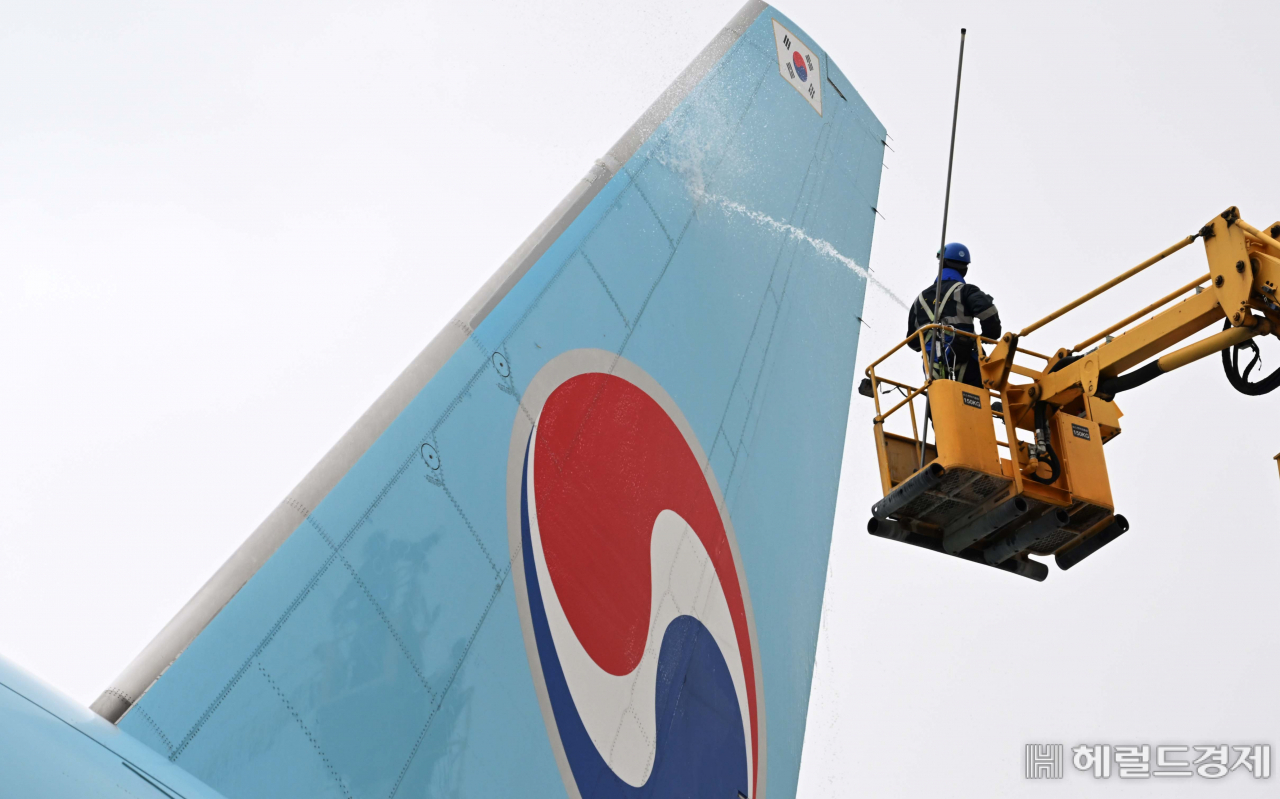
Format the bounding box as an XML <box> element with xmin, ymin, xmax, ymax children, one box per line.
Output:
<box><xmin>2</xmin><ymin>1</ymin><xmax>1277</xmax><ymax>796</ymax></box>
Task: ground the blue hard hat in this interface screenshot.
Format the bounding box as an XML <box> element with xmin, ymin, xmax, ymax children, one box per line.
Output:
<box><xmin>939</xmin><ymin>242</ymin><xmax>971</xmax><ymax>264</ymax></box>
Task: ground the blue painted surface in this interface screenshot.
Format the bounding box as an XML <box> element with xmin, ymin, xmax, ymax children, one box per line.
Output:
<box><xmin>0</xmin><ymin>654</ymin><xmax>227</xmax><ymax>799</ymax></box>
<box><xmin>120</xmin><ymin>7</ymin><xmax>884</xmax><ymax>798</ymax></box>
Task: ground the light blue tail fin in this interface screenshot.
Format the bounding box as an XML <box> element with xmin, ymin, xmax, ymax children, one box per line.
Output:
<box><xmin>103</xmin><ymin>4</ymin><xmax>885</xmax><ymax>796</ymax></box>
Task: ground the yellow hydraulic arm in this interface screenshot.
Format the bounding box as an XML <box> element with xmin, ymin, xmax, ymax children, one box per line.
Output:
<box><xmin>862</xmin><ymin>207</ymin><xmax>1280</xmax><ymax>581</ymax></box>
<box><xmin>987</xmin><ymin>206</ymin><xmax>1279</xmax><ymax>419</ymax></box>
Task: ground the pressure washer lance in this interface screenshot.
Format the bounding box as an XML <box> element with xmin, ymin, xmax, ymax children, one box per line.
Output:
<box><xmin>918</xmin><ymin>28</ymin><xmax>968</xmax><ymax>471</ymax></box>
<box><xmin>927</xmin><ymin>28</ymin><xmax>967</xmax><ymax>333</ymax></box>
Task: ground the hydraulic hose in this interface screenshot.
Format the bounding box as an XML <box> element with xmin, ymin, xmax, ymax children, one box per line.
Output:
<box><xmin>1095</xmin><ymin>360</ymin><xmax>1164</xmax><ymax>400</ymax></box>
<box><xmin>1025</xmin><ymin>401</ymin><xmax>1061</xmax><ymax>485</ymax></box>
<box><xmin>1098</xmin><ymin>319</ymin><xmax>1272</xmax><ymax>400</ymax></box>
<box><xmin>1221</xmin><ymin>319</ymin><xmax>1280</xmax><ymax>396</ymax></box>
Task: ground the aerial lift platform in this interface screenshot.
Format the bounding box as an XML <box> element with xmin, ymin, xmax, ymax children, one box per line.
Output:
<box><xmin>862</xmin><ymin>208</ymin><xmax>1280</xmax><ymax>581</ymax></box>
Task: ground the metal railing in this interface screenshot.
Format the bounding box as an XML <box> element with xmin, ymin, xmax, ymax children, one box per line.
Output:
<box><xmin>864</xmin><ymin>324</ymin><xmax>1053</xmax><ymax>496</ymax></box>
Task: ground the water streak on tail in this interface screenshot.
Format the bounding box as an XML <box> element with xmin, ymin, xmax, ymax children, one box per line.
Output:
<box><xmin>695</xmin><ymin>189</ymin><xmax>907</xmax><ymax>309</ymax></box>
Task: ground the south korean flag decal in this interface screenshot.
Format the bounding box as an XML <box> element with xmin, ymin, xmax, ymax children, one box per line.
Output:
<box><xmin>772</xmin><ymin>19</ymin><xmax>822</xmax><ymax>116</ymax></box>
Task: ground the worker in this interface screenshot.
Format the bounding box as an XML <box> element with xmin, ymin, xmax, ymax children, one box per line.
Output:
<box><xmin>906</xmin><ymin>242</ymin><xmax>1001</xmax><ymax>388</ymax></box>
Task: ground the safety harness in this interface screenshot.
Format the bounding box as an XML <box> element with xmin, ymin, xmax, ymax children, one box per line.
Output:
<box><xmin>918</xmin><ymin>282</ymin><xmax>969</xmax><ymax>381</ymax></box>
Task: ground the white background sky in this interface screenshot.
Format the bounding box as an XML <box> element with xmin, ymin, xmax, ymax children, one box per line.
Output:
<box><xmin>1</xmin><ymin>1</ymin><xmax>1277</xmax><ymax>796</ymax></box>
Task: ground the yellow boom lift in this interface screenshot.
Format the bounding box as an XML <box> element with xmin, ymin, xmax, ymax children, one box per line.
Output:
<box><xmin>861</xmin><ymin>208</ymin><xmax>1280</xmax><ymax>581</ymax></box>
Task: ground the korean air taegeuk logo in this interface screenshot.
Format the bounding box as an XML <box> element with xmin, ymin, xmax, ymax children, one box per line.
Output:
<box><xmin>507</xmin><ymin>350</ymin><xmax>766</xmax><ymax>799</ymax></box>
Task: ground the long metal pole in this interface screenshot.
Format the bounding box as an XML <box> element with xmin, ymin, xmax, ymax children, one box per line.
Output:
<box><xmin>919</xmin><ymin>28</ymin><xmax>967</xmax><ymax>470</ymax></box>
<box><xmin>929</xmin><ymin>28</ymin><xmax>968</xmax><ymax>323</ymax></box>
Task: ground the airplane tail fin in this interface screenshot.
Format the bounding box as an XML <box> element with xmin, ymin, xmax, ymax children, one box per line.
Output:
<box><xmin>106</xmin><ymin>4</ymin><xmax>885</xmax><ymax>797</ymax></box>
